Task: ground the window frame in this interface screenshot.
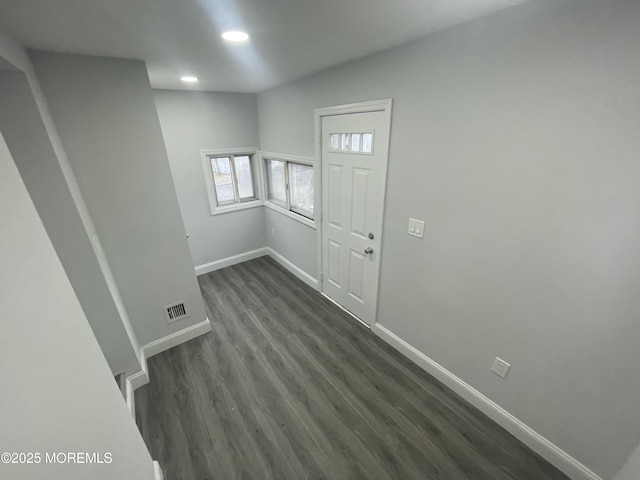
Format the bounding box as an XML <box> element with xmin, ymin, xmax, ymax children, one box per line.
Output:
<box><xmin>265</xmin><ymin>158</ymin><xmax>288</xmax><ymax>209</ymax></box>
<box><xmin>329</xmin><ymin>132</ymin><xmax>374</xmax><ymax>155</ymax></box>
<box><xmin>262</xmin><ymin>151</ymin><xmax>316</xmax><ymax>229</ymax></box>
<box><xmin>201</xmin><ymin>147</ymin><xmax>262</xmax><ymax>215</ymax></box>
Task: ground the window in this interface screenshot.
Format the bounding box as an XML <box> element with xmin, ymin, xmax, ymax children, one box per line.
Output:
<box><xmin>288</xmin><ymin>163</ymin><xmax>314</xmax><ymax>218</ymax></box>
<box><xmin>329</xmin><ymin>132</ymin><xmax>373</xmax><ymax>154</ymax></box>
<box><xmin>265</xmin><ymin>157</ymin><xmax>314</xmax><ymax>220</ymax></box>
<box><xmin>266</xmin><ymin>159</ymin><xmax>287</xmax><ymax>206</ymax></box>
<box><xmin>202</xmin><ymin>148</ymin><xmax>261</xmax><ymax>215</ymax></box>
<box><xmin>208</xmin><ymin>153</ymin><xmax>256</xmax><ymax>206</ymax></box>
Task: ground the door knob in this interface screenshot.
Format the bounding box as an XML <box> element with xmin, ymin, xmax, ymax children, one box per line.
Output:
<box><xmin>364</xmin><ymin>247</ymin><xmax>374</xmax><ymax>255</ymax></box>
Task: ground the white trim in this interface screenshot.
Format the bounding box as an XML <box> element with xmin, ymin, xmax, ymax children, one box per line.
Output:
<box><xmin>127</xmin><ymin>354</ymin><xmax>149</xmax><ymax>390</ymax></box>
<box><xmin>372</xmin><ymin>323</ymin><xmax>602</xmax><ymax>480</ymax></box>
<box><xmin>201</xmin><ymin>147</ymin><xmax>260</xmax><ymax>157</ymax></box>
<box><xmin>153</xmin><ymin>461</ymin><xmax>164</xmax><ymax>480</ymax></box>
<box><xmin>200</xmin><ymin>147</ymin><xmax>260</xmax><ymax>215</ymax></box>
<box><xmin>264</xmin><ymin>201</ymin><xmax>316</xmax><ymax>229</ymax></box>
<box><xmin>127</xmin><ymin>320</ymin><xmax>211</xmax><ymax>391</ymax></box>
<box><xmin>260</xmin><ymin>150</ymin><xmax>315</xmax><ymax>165</ymax></box>
<box><xmin>266</xmin><ymin>247</ymin><xmax>318</xmax><ymax>290</ymax></box>
<box><xmin>314</xmin><ymin>98</ymin><xmax>393</xmax><ymax>325</ymax></box>
<box><xmin>207</xmin><ymin>200</ymin><xmax>263</xmax><ymax>216</ymax></box>
<box><xmin>315</xmin><ymin>98</ymin><xmax>394</xmax><ymax>116</ymax></box>
<box><xmin>262</xmin><ymin>150</ymin><xmax>317</xmax><ymax>227</ymax></box>
<box><xmin>125</xmin><ymin>377</ymin><xmax>135</xmax><ymax>418</ymax></box>
<box><xmin>142</xmin><ymin>318</ymin><xmax>212</xmax><ymax>358</ymax></box>
<box><xmin>201</xmin><ymin>151</ymin><xmax>219</xmax><ymax>215</ymax></box>
<box><xmin>194</xmin><ymin>245</ymin><xmax>318</xmax><ymax>289</ymax></box>
<box><xmin>195</xmin><ymin>246</ymin><xmax>318</xmax><ymax>289</ymax></box>
<box><xmin>195</xmin><ymin>247</ymin><xmax>268</xmax><ymax>276</ymax></box>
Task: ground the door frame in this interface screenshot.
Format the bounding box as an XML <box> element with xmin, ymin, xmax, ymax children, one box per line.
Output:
<box><xmin>314</xmin><ymin>98</ymin><xmax>393</xmax><ymax>327</ymax></box>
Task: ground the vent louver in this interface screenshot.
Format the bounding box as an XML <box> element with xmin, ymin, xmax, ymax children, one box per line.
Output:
<box><xmin>164</xmin><ymin>301</ymin><xmax>189</xmax><ymax>324</ymax></box>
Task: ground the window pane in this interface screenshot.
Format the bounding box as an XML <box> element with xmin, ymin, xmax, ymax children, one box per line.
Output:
<box><xmin>211</xmin><ymin>157</ymin><xmax>235</xmax><ymax>204</ymax></box>
<box><xmin>234</xmin><ymin>155</ymin><xmax>254</xmax><ymax>200</ymax></box>
<box><xmin>267</xmin><ymin>159</ymin><xmax>286</xmax><ymax>205</ymax></box>
<box><xmin>351</xmin><ymin>133</ymin><xmax>361</xmax><ymax>152</ymax></box>
<box><xmin>341</xmin><ymin>133</ymin><xmax>350</xmax><ymax>151</ymax></box>
<box><xmin>362</xmin><ymin>133</ymin><xmax>373</xmax><ymax>153</ymax></box>
<box><xmin>330</xmin><ymin>134</ymin><xmax>339</xmax><ymax>150</ymax></box>
<box><xmin>288</xmin><ymin>163</ymin><xmax>314</xmax><ymax>219</ymax></box>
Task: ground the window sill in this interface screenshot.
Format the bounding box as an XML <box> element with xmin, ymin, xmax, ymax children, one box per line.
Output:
<box><xmin>264</xmin><ymin>201</ymin><xmax>316</xmax><ymax>229</ymax></box>
<box><xmin>210</xmin><ymin>200</ymin><xmax>263</xmax><ymax>216</ymax></box>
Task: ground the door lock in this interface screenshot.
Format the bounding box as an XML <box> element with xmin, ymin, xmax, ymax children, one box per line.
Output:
<box><xmin>368</xmin><ymin>233</ymin><xmax>374</xmax><ymax>239</ymax></box>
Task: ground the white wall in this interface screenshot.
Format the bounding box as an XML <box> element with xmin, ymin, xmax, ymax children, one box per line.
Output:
<box><xmin>30</xmin><ymin>52</ymin><xmax>207</xmax><ymax>347</ymax></box>
<box><xmin>0</xmin><ymin>29</ymin><xmax>142</xmax><ymax>377</ymax></box>
<box><xmin>616</xmin><ymin>444</ymin><xmax>640</xmax><ymax>480</ymax></box>
<box><xmin>153</xmin><ymin>90</ymin><xmax>321</xmax><ymax>279</ymax></box>
<box><xmin>258</xmin><ymin>0</ymin><xmax>640</xmax><ymax>477</ymax></box>
<box><xmin>153</xmin><ymin>90</ymin><xmax>265</xmax><ymax>268</ymax></box>
<box><xmin>0</xmin><ymin>26</ymin><xmax>29</xmax><ymax>71</ymax></box>
<box><xmin>265</xmin><ymin>208</ymin><xmax>317</xmax><ymax>277</ymax></box>
<box><xmin>0</xmin><ymin>132</ymin><xmax>155</xmax><ymax>480</ymax></box>
<box><xmin>0</xmin><ymin>72</ymin><xmax>141</xmax><ymax>376</ymax></box>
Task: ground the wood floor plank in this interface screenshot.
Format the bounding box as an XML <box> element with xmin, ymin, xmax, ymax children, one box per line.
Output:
<box><xmin>237</xmin><ymin>308</ymin><xmax>395</xmax><ymax>479</ymax></box>
<box><xmin>136</xmin><ymin>256</ymin><xmax>569</xmax><ymax>480</ymax></box>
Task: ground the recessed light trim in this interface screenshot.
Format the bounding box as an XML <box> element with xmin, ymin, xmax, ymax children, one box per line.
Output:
<box><xmin>222</xmin><ymin>31</ymin><xmax>249</xmax><ymax>43</ymax></box>
<box><xmin>180</xmin><ymin>76</ymin><xmax>199</xmax><ymax>83</ymax></box>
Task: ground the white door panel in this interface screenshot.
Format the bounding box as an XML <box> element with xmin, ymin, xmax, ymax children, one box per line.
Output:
<box><xmin>350</xmin><ymin>168</ymin><xmax>370</xmax><ymax>237</ymax></box>
<box><xmin>321</xmin><ymin>109</ymin><xmax>390</xmax><ymax>326</ymax></box>
<box><xmin>327</xmin><ymin>239</ymin><xmax>342</xmax><ymax>287</ymax></box>
<box><xmin>328</xmin><ymin>165</ymin><xmax>343</xmax><ymax>228</ymax></box>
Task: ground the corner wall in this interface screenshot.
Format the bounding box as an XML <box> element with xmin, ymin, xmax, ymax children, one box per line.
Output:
<box><xmin>264</xmin><ymin>207</ymin><xmax>317</xmax><ymax>278</ymax></box>
<box><xmin>30</xmin><ymin>52</ymin><xmax>208</xmax><ymax>348</ymax></box>
<box><xmin>153</xmin><ymin>89</ymin><xmax>265</xmax><ymax>269</ymax></box>
<box><xmin>0</xmin><ymin>132</ymin><xmax>155</xmax><ymax>480</ymax></box>
<box><xmin>0</xmin><ymin>31</ymin><xmax>142</xmax><ymax>377</ymax></box>
<box><xmin>616</xmin><ymin>444</ymin><xmax>640</xmax><ymax>480</ymax></box>
<box><xmin>257</xmin><ymin>0</ymin><xmax>640</xmax><ymax>477</ymax></box>
<box><xmin>0</xmin><ymin>72</ymin><xmax>141</xmax><ymax>376</ymax></box>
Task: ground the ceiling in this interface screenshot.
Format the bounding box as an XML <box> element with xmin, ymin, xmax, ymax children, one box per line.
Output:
<box><xmin>0</xmin><ymin>0</ymin><xmax>527</xmax><ymax>93</ymax></box>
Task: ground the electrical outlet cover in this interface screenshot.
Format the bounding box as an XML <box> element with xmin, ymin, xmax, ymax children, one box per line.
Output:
<box><xmin>408</xmin><ymin>218</ymin><xmax>425</xmax><ymax>238</ymax></box>
<box><xmin>491</xmin><ymin>357</ymin><xmax>511</xmax><ymax>379</ymax></box>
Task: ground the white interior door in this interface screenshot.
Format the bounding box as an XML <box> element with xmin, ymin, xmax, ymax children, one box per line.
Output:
<box><xmin>321</xmin><ymin>109</ymin><xmax>390</xmax><ymax>326</ymax></box>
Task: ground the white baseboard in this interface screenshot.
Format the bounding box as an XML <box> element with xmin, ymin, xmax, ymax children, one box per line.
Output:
<box><xmin>266</xmin><ymin>247</ymin><xmax>318</xmax><ymax>290</ymax></box>
<box><xmin>142</xmin><ymin>318</ymin><xmax>211</xmax><ymax>358</ymax></box>
<box><xmin>127</xmin><ymin>353</ymin><xmax>149</xmax><ymax>390</ymax></box>
<box><xmin>125</xmin><ymin>377</ymin><xmax>135</xmax><ymax>418</ymax></box>
<box><xmin>193</xmin><ymin>247</ymin><xmax>318</xmax><ymax>292</ymax></box>
<box><xmin>372</xmin><ymin>323</ymin><xmax>601</xmax><ymax>480</ymax></box>
<box><xmin>195</xmin><ymin>248</ymin><xmax>268</xmax><ymax>276</ymax></box>
<box><xmin>153</xmin><ymin>460</ymin><xmax>164</xmax><ymax>480</ymax></box>
<box><xmin>128</xmin><ymin>319</ymin><xmax>211</xmax><ymax>391</ymax></box>
<box><xmin>141</xmin><ymin>248</ymin><xmax>597</xmax><ymax>478</ymax></box>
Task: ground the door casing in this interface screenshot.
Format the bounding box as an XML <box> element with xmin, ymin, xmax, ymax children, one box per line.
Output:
<box><xmin>314</xmin><ymin>98</ymin><xmax>393</xmax><ymax>328</ymax></box>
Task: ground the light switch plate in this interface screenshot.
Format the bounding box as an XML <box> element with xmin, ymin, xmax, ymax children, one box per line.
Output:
<box><xmin>491</xmin><ymin>357</ymin><xmax>511</xmax><ymax>379</ymax></box>
<box><xmin>408</xmin><ymin>218</ymin><xmax>425</xmax><ymax>239</ymax></box>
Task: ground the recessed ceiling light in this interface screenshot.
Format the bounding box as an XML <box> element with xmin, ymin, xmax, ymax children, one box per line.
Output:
<box><xmin>222</xmin><ymin>31</ymin><xmax>249</xmax><ymax>43</ymax></box>
<box><xmin>180</xmin><ymin>76</ymin><xmax>199</xmax><ymax>83</ymax></box>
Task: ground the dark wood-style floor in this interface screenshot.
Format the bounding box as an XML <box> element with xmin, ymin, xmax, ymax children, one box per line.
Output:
<box><xmin>136</xmin><ymin>256</ymin><xmax>568</xmax><ymax>480</ymax></box>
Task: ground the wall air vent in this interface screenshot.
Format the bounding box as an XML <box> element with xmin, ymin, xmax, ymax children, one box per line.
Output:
<box><xmin>164</xmin><ymin>301</ymin><xmax>189</xmax><ymax>324</ymax></box>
